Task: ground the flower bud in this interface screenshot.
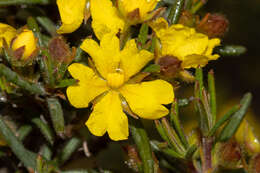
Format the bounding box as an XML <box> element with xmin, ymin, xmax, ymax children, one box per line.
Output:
<box><xmin>117</xmin><ymin>0</ymin><xmax>161</xmax><ymax>24</ymax></box>
<box><xmin>157</xmin><ymin>55</ymin><xmax>182</xmax><ymax>78</ymax></box>
<box><xmin>214</xmin><ymin>140</ymin><xmax>241</xmax><ymax>169</ymax></box>
<box><xmin>11</xmin><ymin>29</ymin><xmax>37</xmax><ymax>60</ymax></box>
<box><xmin>196</xmin><ymin>13</ymin><xmax>229</xmax><ymax>38</ymax></box>
<box><xmin>179</xmin><ymin>11</ymin><xmax>196</xmax><ymax>27</ymax></box>
<box><xmin>235</xmin><ymin>120</ymin><xmax>260</xmax><ymax>155</ymax></box>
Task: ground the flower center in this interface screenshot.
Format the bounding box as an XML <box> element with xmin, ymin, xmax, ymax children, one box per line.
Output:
<box><xmin>107</xmin><ymin>72</ymin><xmax>125</xmax><ymax>89</ymax></box>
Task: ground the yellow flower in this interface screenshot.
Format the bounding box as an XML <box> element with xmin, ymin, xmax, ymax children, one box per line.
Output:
<box><xmin>11</xmin><ymin>29</ymin><xmax>37</xmax><ymax>60</ymax></box>
<box><xmin>0</xmin><ymin>23</ymin><xmax>16</xmax><ymax>49</ymax></box>
<box><xmin>67</xmin><ymin>34</ymin><xmax>174</xmax><ymax>141</ymax></box>
<box><xmin>57</xmin><ymin>0</ymin><xmax>88</xmax><ymax>34</ymax></box>
<box><xmin>150</xmin><ymin>17</ymin><xmax>221</xmax><ymax>68</ymax></box>
<box><xmin>91</xmin><ymin>0</ymin><xmax>159</xmax><ymax>39</ymax></box>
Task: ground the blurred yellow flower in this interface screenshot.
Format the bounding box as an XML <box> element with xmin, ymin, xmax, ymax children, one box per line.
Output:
<box><xmin>67</xmin><ymin>34</ymin><xmax>174</xmax><ymax>141</ymax></box>
<box><xmin>150</xmin><ymin>17</ymin><xmax>221</xmax><ymax>68</ymax></box>
<box><xmin>11</xmin><ymin>29</ymin><xmax>37</xmax><ymax>60</ymax></box>
<box><xmin>57</xmin><ymin>0</ymin><xmax>88</xmax><ymax>34</ymax></box>
<box><xmin>0</xmin><ymin>23</ymin><xmax>16</xmax><ymax>49</ymax></box>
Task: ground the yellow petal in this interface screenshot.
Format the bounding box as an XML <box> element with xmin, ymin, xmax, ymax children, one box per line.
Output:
<box><xmin>57</xmin><ymin>0</ymin><xmax>86</xmax><ymax>34</ymax></box>
<box><xmin>66</xmin><ymin>63</ymin><xmax>108</xmax><ymax>108</ymax></box>
<box><xmin>120</xmin><ymin>80</ymin><xmax>174</xmax><ymax>119</ymax></box>
<box><xmin>205</xmin><ymin>38</ymin><xmax>221</xmax><ymax>60</ymax></box>
<box><xmin>86</xmin><ymin>91</ymin><xmax>129</xmax><ymax>141</ymax></box>
<box><xmin>81</xmin><ymin>34</ymin><xmax>120</xmax><ymax>79</ymax></box>
<box><xmin>90</xmin><ymin>0</ymin><xmax>125</xmax><ymax>39</ymax></box>
<box><xmin>119</xmin><ymin>39</ymin><xmax>153</xmax><ymax>81</ymax></box>
<box><xmin>11</xmin><ymin>29</ymin><xmax>37</xmax><ymax>60</ymax></box>
<box><xmin>182</xmin><ymin>55</ymin><xmax>209</xmax><ymax>69</ymax></box>
<box><xmin>118</xmin><ymin>0</ymin><xmax>158</xmax><ymax>20</ymax></box>
<box><xmin>149</xmin><ymin>17</ymin><xmax>169</xmax><ymax>38</ymax></box>
<box><xmin>0</xmin><ymin>23</ymin><xmax>16</xmax><ymax>48</ymax></box>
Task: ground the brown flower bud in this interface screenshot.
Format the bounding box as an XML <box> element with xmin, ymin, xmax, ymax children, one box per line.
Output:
<box><xmin>48</xmin><ymin>36</ymin><xmax>70</xmax><ymax>63</ymax></box>
<box><xmin>157</xmin><ymin>55</ymin><xmax>182</xmax><ymax>78</ymax></box>
<box><xmin>179</xmin><ymin>11</ymin><xmax>196</xmax><ymax>27</ymax></box>
<box><xmin>215</xmin><ymin>140</ymin><xmax>241</xmax><ymax>169</ymax></box>
<box><xmin>196</xmin><ymin>13</ymin><xmax>229</xmax><ymax>38</ymax></box>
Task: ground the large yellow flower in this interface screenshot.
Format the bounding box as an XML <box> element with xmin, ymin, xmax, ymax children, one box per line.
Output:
<box><xmin>150</xmin><ymin>18</ymin><xmax>221</xmax><ymax>68</ymax></box>
<box><xmin>56</xmin><ymin>0</ymin><xmax>159</xmax><ymax>39</ymax></box>
<box><xmin>66</xmin><ymin>34</ymin><xmax>174</xmax><ymax>141</ymax></box>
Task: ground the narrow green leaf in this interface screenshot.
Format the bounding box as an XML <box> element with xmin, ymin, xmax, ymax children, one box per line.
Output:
<box><xmin>150</xmin><ymin>141</ymin><xmax>184</xmax><ymax>159</ymax></box>
<box><xmin>27</xmin><ymin>16</ymin><xmax>43</xmax><ymax>47</ymax></box>
<box><xmin>130</xmin><ymin>118</ymin><xmax>154</xmax><ymax>173</ymax></box>
<box><xmin>143</xmin><ymin>64</ymin><xmax>160</xmax><ymax>73</ymax></box>
<box><xmin>0</xmin><ymin>64</ymin><xmax>45</xmax><ymax>95</ymax></box>
<box><xmin>41</xmin><ymin>50</ymin><xmax>55</xmax><ymax>87</ymax></box>
<box><xmin>57</xmin><ymin>137</ymin><xmax>81</xmax><ymax>165</ymax></box>
<box><xmin>215</xmin><ymin>45</ymin><xmax>247</xmax><ymax>57</ymax></box>
<box><xmin>169</xmin><ymin>101</ymin><xmax>188</xmax><ymax>148</ymax></box>
<box><xmin>218</xmin><ymin>93</ymin><xmax>252</xmax><ymax>142</ymax></box>
<box><xmin>56</xmin><ymin>79</ymin><xmax>77</xmax><ymax>88</ymax></box>
<box><xmin>138</xmin><ymin>23</ymin><xmax>149</xmax><ymax>47</ymax></box>
<box><xmin>0</xmin><ymin>115</ymin><xmax>37</xmax><ymax>169</ymax></box>
<box><xmin>154</xmin><ymin>120</ymin><xmax>171</xmax><ymax>144</ymax></box>
<box><xmin>195</xmin><ymin>68</ymin><xmax>204</xmax><ymax>98</ymax></box>
<box><xmin>40</xmin><ymin>144</ymin><xmax>52</xmax><ymax>161</ymax></box>
<box><xmin>47</xmin><ymin>97</ymin><xmax>65</xmax><ymax>136</ymax></box>
<box><xmin>32</xmin><ymin>117</ymin><xmax>55</xmax><ymax>145</ymax></box>
<box><xmin>17</xmin><ymin>125</ymin><xmax>33</xmax><ymax>141</ymax></box>
<box><xmin>185</xmin><ymin>144</ymin><xmax>197</xmax><ymax>159</ymax></box>
<box><xmin>0</xmin><ymin>0</ymin><xmax>50</xmax><ymax>5</ymax></box>
<box><xmin>168</xmin><ymin>0</ymin><xmax>185</xmax><ymax>24</ymax></box>
<box><xmin>208</xmin><ymin>70</ymin><xmax>217</xmax><ymax>125</ymax></box>
<box><xmin>190</xmin><ymin>0</ymin><xmax>205</xmax><ymax>14</ymax></box>
<box><xmin>208</xmin><ymin>104</ymin><xmax>240</xmax><ymax>137</ymax></box>
<box><xmin>36</xmin><ymin>16</ymin><xmax>57</xmax><ymax>36</ymax></box>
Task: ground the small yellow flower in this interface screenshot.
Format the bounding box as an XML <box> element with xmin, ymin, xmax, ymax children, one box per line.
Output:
<box><xmin>91</xmin><ymin>0</ymin><xmax>159</xmax><ymax>39</ymax></box>
<box><xmin>0</xmin><ymin>23</ymin><xmax>16</xmax><ymax>49</ymax></box>
<box><xmin>57</xmin><ymin>0</ymin><xmax>88</xmax><ymax>34</ymax></box>
<box><xmin>67</xmin><ymin>34</ymin><xmax>174</xmax><ymax>141</ymax></box>
<box><xmin>11</xmin><ymin>29</ymin><xmax>37</xmax><ymax>60</ymax></box>
<box><xmin>150</xmin><ymin>17</ymin><xmax>221</xmax><ymax>68</ymax></box>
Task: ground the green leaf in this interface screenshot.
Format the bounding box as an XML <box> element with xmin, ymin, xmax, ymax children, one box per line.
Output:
<box><xmin>56</xmin><ymin>79</ymin><xmax>77</xmax><ymax>88</ymax></box>
<box><xmin>32</xmin><ymin>117</ymin><xmax>55</xmax><ymax>145</ymax></box>
<box><xmin>169</xmin><ymin>101</ymin><xmax>188</xmax><ymax>148</ymax></box>
<box><xmin>215</xmin><ymin>45</ymin><xmax>247</xmax><ymax>57</ymax></box>
<box><xmin>130</xmin><ymin>118</ymin><xmax>154</xmax><ymax>173</ymax></box>
<box><xmin>17</xmin><ymin>125</ymin><xmax>33</xmax><ymax>141</ymax></box>
<box><xmin>177</xmin><ymin>99</ymin><xmax>189</xmax><ymax>107</ymax></box>
<box><xmin>27</xmin><ymin>17</ymin><xmax>44</xmax><ymax>47</ymax></box>
<box><xmin>0</xmin><ymin>0</ymin><xmax>50</xmax><ymax>5</ymax></box>
<box><xmin>0</xmin><ymin>115</ymin><xmax>37</xmax><ymax>169</ymax></box>
<box><xmin>40</xmin><ymin>144</ymin><xmax>52</xmax><ymax>161</ymax></box>
<box><xmin>150</xmin><ymin>141</ymin><xmax>184</xmax><ymax>159</ymax></box>
<box><xmin>143</xmin><ymin>64</ymin><xmax>160</xmax><ymax>73</ymax></box>
<box><xmin>61</xmin><ymin>170</ymin><xmax>99</xmax><ymax>173</ymax></box>
<box><xmin>218</xmin><ymin>93</ymin><xmax>252</xmax><ymax>142</ymax></box>
<box><xmin>36</xmin><ymin>16</ymin><xmax>57</xmax><ymax>36</ymax></box>
<box><xmin>56</xmin><ymin>137</ymin><xmax>81</xmax><ymax>165</ymax></box>
<box><xmin>168</xmin><ymin>0</ymin><xmax>185</xmax><ymax>24</ymax></box>
<box><xmin>0</xmin><ymin>64</ymin><xmax>45</xmax><ymax>95</ymax></box>
<box><xmin>208</xmin><ymin>70</ymin><xmax>217</xmax><ymax>125</ymax></box>
<box><xmin>47</xmin><ymin>97</ymin><xmax>65</xmax><ymax>136</ymax></box>
<box><xmin>208</xmin><ymin>104</ymin><xmax>240</xmax><ymax>137</ymax></box>
<box><xmin>138</xmin><ymin>23</ymin><xmax>149</xmax><ymax>47</ymax></box>
<box><xmin>185</xmin><ymin>144</ymin><xmax>197</xmax><ymax>159</ymax></box>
